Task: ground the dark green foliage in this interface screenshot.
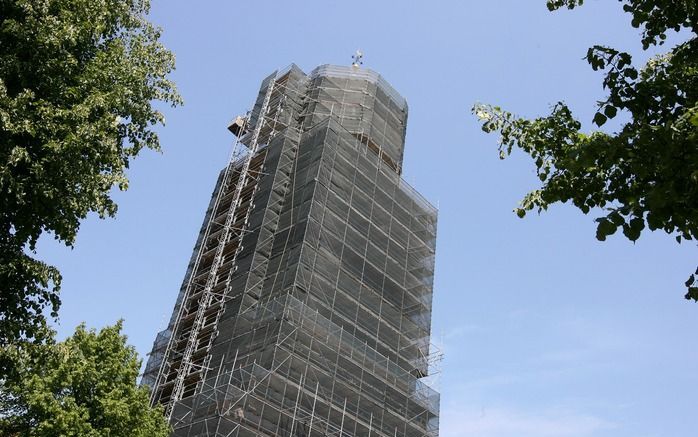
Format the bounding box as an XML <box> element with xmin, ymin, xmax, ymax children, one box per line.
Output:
<box><xmin>0</xmin><ymin>322</ymin><xmax>171</xmax><ymax>436</ymax></box>
<box><xmin>547</xmin><ymin>0</ymin><xmax>696</xmax><ymax>49</ymax></box>
<box><xmin>0</xmin><ymin>0</ymin><xmax>181</xmax><ymax>347</ymax></box>
<box><xmin>474</xmin><ymin>0</ymin><xmax>698</xmax><ymax>300</ymax></box>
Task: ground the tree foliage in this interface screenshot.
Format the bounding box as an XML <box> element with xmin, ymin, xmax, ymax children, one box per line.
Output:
<box><xmin>0</xmin><ymin>322</ymin><xmax>171</xmax><ymax>437</ymax></box>
<box><xmin>473</xmin><ymin>0</ymin><xmax>698</xmax><ymax>300</ymax></box>
<box><xmin>0</xmin><ymin>0</ymin><xmax>181</xmax><ymax>347</ymax></box>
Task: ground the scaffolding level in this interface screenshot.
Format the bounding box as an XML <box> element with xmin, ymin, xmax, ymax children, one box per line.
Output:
<box><xmin>144</xmin><ymin>64</ymin><xmax>440</xmax><ymax>437</ymax></box>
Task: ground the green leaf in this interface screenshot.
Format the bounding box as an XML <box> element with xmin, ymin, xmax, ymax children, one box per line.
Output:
<box><xmin>609</xmin><ymin>210</ymin><xmax>625</xmax><ymax>226</ymax></box>
<box><xmin>604</xmin><ymin>105</ymin><xmax>618</xmax><ymax>119</ymax></box>
<box><xmin>593</xmin><ymin>112</ymin><xmax>607</xmax><ymax>126</ymax></box>
<box><xmin>689</xmin><ymin>111</ymin><xmax>698</xmax><ymax>127</ymax></box>
<box><xmin>622</xmin><ymin>217</ymin><xmax>645</xmax><ymax>241</ymax></box>
<box><xmin>595</xmin><ymin>218</ymin><xmax>617</xmax><ymax>241</ymax></box>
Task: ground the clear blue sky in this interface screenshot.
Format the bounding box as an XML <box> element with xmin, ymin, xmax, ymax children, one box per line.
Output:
<box><xmin>39</xmin><ymin>1</ymin><xmax>697</xmax><ymax>436</ymax></box>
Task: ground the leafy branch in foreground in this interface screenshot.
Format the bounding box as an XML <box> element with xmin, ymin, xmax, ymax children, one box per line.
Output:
<box><xmin>0</xmin><ymin>322</ymin><xmax>171</xmax><ymax>437</ymax></box>
<box><xmin>0</xmin><ymin>0</ymin><xmax>182</xmax><ymax>349</ymax></box>
<box><xmin>473</xmin><ymin>0</ymin><xmax>698</xmax><ymax>300</ymax></box>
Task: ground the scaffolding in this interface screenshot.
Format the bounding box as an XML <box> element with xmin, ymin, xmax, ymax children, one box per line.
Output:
<box><xmin>145</xmin><ymin>64</ymin><xmax>440</xmax><ymax>437</ymax></box>
<box><xmin>170</xmin><ymin>294</ymin><xmax>439</xmax><ymax>437</ymax></box>
<box><xmin>148</xmin><ymin>69</ymin><xmax>288</xmax><ymax>416</ymax></box>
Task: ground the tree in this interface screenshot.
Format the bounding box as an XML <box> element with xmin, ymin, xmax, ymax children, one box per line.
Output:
<box><xmin>0</xmin><ymin>0</ymin><xmax>181</xmax><ymax>348</ymax></box>
<box><xmin>0</xmin><ymin>322</ymin><xmax>171</xmax><ymax>436</ymax></box>
<box><xmin>473</xmin><ymin>0</ymin><xmax>698</xmax><ymax>300</ymax></box>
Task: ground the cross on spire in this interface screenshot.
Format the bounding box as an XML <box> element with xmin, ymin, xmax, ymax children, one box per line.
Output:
<box><xmin>351</xmin><ymin>50</ymin><xmax>363</xmax><ymax>68</ymax></box>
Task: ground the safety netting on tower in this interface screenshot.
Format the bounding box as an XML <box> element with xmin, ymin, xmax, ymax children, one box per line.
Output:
<box><xmin>144</xmin><ymin>64</ymin><xmax>441</xmax><ymax>437</ymax></box>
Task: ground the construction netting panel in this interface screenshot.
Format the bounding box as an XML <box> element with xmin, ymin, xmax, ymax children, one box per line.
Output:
<box><xmin>146</xmin><ymin>64</ymin><xmax>439</xmax><ymax>437</ymax></box>
<box><xmin>170</xmin><ymin>295</ymin><xmax>438</xmax><ymax>437</ymax></box>
<box><xmin>292</xmin><ymin>117</ymin><xmax>437</xmax><ymax>379</ymax></box>
<box><xmin>303</xmin><ymin>66</ymin><xmax>408</xmax><ymax>174</ymax></box>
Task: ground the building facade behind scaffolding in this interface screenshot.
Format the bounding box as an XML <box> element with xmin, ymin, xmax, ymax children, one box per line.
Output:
<box><xmin>143</xmin><ymin>64</ymin><xmax>440</xmax><ymax>437</ymax></box>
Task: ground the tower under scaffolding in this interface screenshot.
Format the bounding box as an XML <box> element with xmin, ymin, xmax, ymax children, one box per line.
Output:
<box><xmin>143</xmin><ymin>64</ymin><xmax>441</xmax><ymax>437</ymax></box>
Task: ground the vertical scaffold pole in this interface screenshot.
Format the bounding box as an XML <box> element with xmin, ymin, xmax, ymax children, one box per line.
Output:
<box><xmin>339</xmin><ymin>398</ymin><xmax>347</xmax><ymax>436</ymax></box>
<box><xmin>308</xmin><ymin>381</ymin><xmax>319</xmax><ymax>434</ymax></box>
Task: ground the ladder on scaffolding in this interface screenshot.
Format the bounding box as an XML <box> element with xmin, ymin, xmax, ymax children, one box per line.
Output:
<box><xmin>153</xmin><ymin>75</ymin><xmax>279</xmax><ymax>420</ymax></box>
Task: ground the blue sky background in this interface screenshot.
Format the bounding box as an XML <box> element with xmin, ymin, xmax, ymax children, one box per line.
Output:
<box><xmin>38</xmin><ymin>1</ymin><xmax>697</xmax><ymax>436</ymax></box>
